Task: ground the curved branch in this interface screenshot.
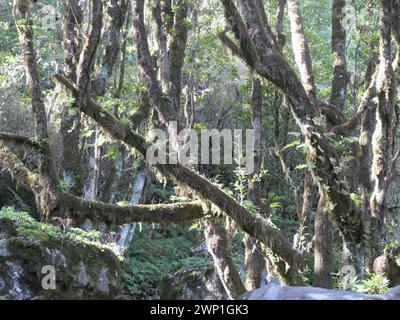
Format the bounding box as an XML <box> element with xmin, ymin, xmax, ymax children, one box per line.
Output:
<box><xmin>0</xmin><ymin>132</ymin><xmax>41</xmax><ymax>150</ymax></box>
<box><xmin>218</xmin><ymin>31</ymin><xmax>245</xmax><ymax>60</ymax></box>
<box><xmin>331</xmin><ymin>71</ymin><xmax>378</xmax><ymax>136</ymax></box>
<box><xmin>53</xmin><ymin>73</ymin><xmax>148</xmax><ymax>155</ymax></box>
<box><xmin>221</xmin><ymin>0</ymin><xmax>259</xmax><ymax>68</ymax></box>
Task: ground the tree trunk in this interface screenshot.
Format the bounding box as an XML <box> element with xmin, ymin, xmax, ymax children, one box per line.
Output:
<box><xmin>61</xmin><ymin>0</ymin><xmax>83</xmax><ymax>195</ymax></box>
<box><xmin>13</xmin><ymin>0</ymin><xmax>59</xmax><ymax>218</ymax></box>
<box><xmin>152</xmin><ymin>0</ymin><xmax>170</xmax><ymax>93</ymax></box>
<box><xmin>204</xmin><ymin>217</ymin><xmax>246</xmax><ymax>299</ymax></box>
<box><xmin>313</xmin><ymin>192</ymin><xmax>334</xmax><ymax>288</ymax></box>
<box><xmin>287</xmin><ymin>0</ymin><xmax>317</xmax><ymax>103</ymax></box>
<box><xmin>167</xmin><ymin>0</ymin><xmax>189</xmax><ymax>115</ymax></box>
<box><xmin>370</xmin><ymin>0</ymin><xmax>396</xmax><ymax>258</ymax></box>
<box><xmin>300</xmin><ymin>171</ymin><xmax>313</xmax><ymax>231</ymax></box>
<box><xmin>115</xmin><ymin>167</ymin><xmax>150</xmax><ymax>255</ymax></box>
<box><xmin>244</xmin><ymin>78</ymin><xmax>266</xmax><ymax>291</ymax></box>
<box><xmin>330</xmin><ymin>0</ymin><xmax>349</xmax><ymax>110</ymax></box>
<box><xmin>83</xmin><ymin>128</ymin><xmax>101</xmax><ymax>201</ymax></box>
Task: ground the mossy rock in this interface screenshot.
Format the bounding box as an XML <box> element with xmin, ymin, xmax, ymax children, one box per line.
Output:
<box><xmin>0</xmin><ymin>208</ymin><xmax>121</xmax><ymax>300</ymax></box>
<box><xmin>159</xmin><ymin>264</ymin><xmax>227</xmax><ymax>300</ymax></box>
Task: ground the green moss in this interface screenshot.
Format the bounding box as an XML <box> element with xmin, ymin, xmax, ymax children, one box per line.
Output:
<box><xmin>0</xmin><ymin>207</ymin><xmax>122</xmax><ymax>299</ymax></box>
<box><xmin>0</xmin><ymin>207</ymin><xmax>110</xmax><ymax>251</ymax></box>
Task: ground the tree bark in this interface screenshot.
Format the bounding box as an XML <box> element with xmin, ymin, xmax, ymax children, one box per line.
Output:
<box><xmin>275</xmin><ymin>0</ymin><xmax>287</xmax><ymax>49</ymax></box>
<box><xmin>13</xmin><ymin>0</ymin><xmax>59</xmax><ymax>218</ymax></box>
<box><xmin>83</xmin><ymin>128</ymin><xmax>101</xmax><ymax>200</ymax></box>
<box><xmin>61</xmin><ymin>0</ymin><xmax>83</xmax><ymax>195</ymax></box>
<box><xmin>300</xmin><ymin>171</ymin><xmax>313</xmax><ymax>231</ymax></box>
<box><xmin>92</xmin><ymin>0</ymin><xmax>127</xmax><ymax>97</ymax></box>
<box><xmin>313</xmin><ymin>192</ymin><xmax>334</xmax><ymax>288</ymax></box>
<box><xmin>244</xmin><ymin>78</ymin><xmax>265</xmax><ymax>291</ymax></box>
<box><xmin>152</xmin><ymin>0</ymin><xmax>170</xmax><ymax>93</ymax></box>
<box><xmin>204</xmin><ymin>217</ymin><xmax>246</xmax><ymax>299</ymax></box>
<box><xmin>61</xmin><ymin>192</ymin><xmax>204</xmax><ymax>225</ymax></box>
<box><xmin>370</xmin><ymin>0</ymin><xmax>396</xmax><ymax>258</ymax></box>
<box><xmin>167</xmin><ymin>0</ymin><xmax>189</xmax><ymax>115</ymax></box>
<box><xmin>330</xmin><ymin>0</ymin><xmax>349</xmax><ymax>110</ymax></box>
<box><xmin>115</xmin><ymin>167</ymin><xmax>150</xmax><ymax>255</ymax></box>
<box><xmin>76</xmin><ymin>0</ymin><xmax>103</xmax><ymax>107</ymax></box>
<box><xmin>287</xmin><ymin>0</ymin><xmax>317</xmax><ymax>103</ymax></box>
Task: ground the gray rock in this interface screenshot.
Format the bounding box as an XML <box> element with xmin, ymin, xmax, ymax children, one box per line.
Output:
<box><xmin>76</xmin><ymin>262</ymin><xmax>91</xmax><ymax>287</ymax></box>
<box><xmin>5</xmin><ymin>262</ymin><xmax>31</xmax><ymax>300</ymax></box>
<box><xmin>96</xmin><ymin>268</ymin><xmax>110</xmax><ymax>295</ymax></box>
<box><xmin>0</xmin><ymin>234</ymin><xmax>9</xmax><ymax>257</ymax></box>
<box><xmin>241</xmin><ymin>280</ymin><xmax>400</xmax><ymax>300</ymax></box>
<box><xmin>0</xmin><ymin>213</ymin><xmax>121</xmax><ymax>300</ymax></box>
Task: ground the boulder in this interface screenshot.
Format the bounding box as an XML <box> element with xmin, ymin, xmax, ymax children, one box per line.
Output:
<box><xmin>373</xmin><ymin>253</ymin><xmax>400</xmax><ymax>286</ymax></box>
<box><xmin>241</xmin><ymin>280</ymin><xmax>400</xmax><ymax>300</ymax></box>
<box><xmin>0</xmin><ymin>208</ymin><xmax>121</xmax><ymax>300</ymax></box>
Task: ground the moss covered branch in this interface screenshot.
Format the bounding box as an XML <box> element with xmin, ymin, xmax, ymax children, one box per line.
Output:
<box><xmin>0</xmin><ymin>143</ymin><xmax>39</xmax><ymax>190</ymax></box>
<box><xmin>0</xmin><ymin>132</ymin><xmax>41</xmax><ymax>150</ymax></box>
<box><xmin>60</xmin><ymin>193</ymin><xmax>205</xmax><ymax>225</ymax></box>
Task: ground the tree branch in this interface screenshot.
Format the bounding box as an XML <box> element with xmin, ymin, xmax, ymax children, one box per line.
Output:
<box><xmin>168</xmin><ymin>0</ymin><xmax>189</xmax><ymax>113</ymax></box>
<box><xmin>331</xmin><ymin>71</ymin><xmax>378</xmax><ymax>136</ymax></box>
<box><xmin>287</xmin><ymin>0</ymin><xmax>317</xmax><ymax>102</ymax></box>
<box><xmin>0</xmin><ymin>132</ymin><xmax>41</xmax><ymax>150</ymax></box>
<box><xmin>61</xmin><ymin>192</ymin><xmax>205</xmax><ymax>225</ymax></box>
<box><xmin>76</xmin><ymin>0</ymin><xmax>103</xmax><ymax>106</ymax></box>
<box><xmin>275</xmin><ymin>0</ymin><xmax>287</xmax><ymax>49</ymax></box>
<box><xmin>220</xmin><ymin>0</ymin><xmax>362</xmax><ymax>247</ymax></box>
<box><xmin>218</xmin><ymin>31</ymin><xmax>245</xmax><ymax>60</ymax></box>
<box><xmin>131</xmin><ymin>0</ymin><xmax>175</xmax><ymax>126</ymax></box>
<box><xmin>204</xmin><ymin>217</ymin><xmax>246</xmax><ymax>299</ymax></box>
<box><xmin>221</xmin><ymin>0</ymin><xmax>260</xmax><ymax>68</ymax></box>
<box><xmin>0</xmin><ymin>142</ymin><xmax>39</xmax><ymax>192</ymax></box>
<box><xmin>93</xmin><ymin>0</ymin><xmax>127</xmax><ymax>97</ymax></box>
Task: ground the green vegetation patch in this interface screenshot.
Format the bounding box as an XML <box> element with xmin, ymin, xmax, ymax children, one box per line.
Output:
<box><xmin>123</xmin><ymin>225</ymin><xmax>211</xmax><ymax>299</ymax></box>
<box><xmin>0</xmin><ymin>207</ymin><xmax>109</xmax><ymax>251</ymax></box>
